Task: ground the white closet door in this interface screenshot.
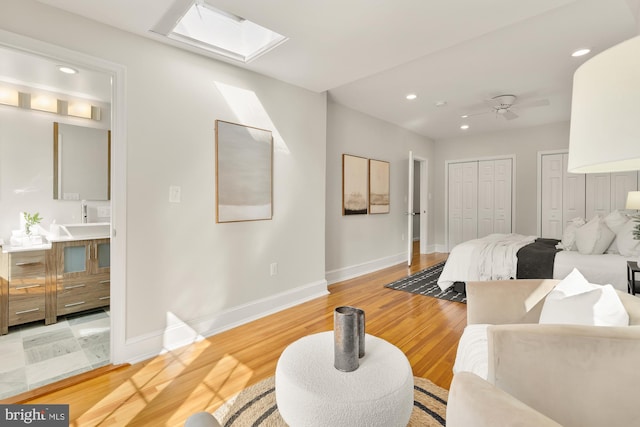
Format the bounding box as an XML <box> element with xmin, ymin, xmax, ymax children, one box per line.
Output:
<box><xmin>562</xmin><ymin>153</ymin><xmax>586</xmax><ymax>225</ymax></box>
<box><xmin>477</xmin><ymin>160</ymin><xmax>495</xmax><ymax>238</ymax></box>
<box><xmin>611</xmin><ymin>171</ymin><xmax>638</xmax><ymax>211</ymax></box>
<box><xmin>462</xmin><ymin>161</ymin><xmax>478</xmax><ymax>242</ymax></box>
<box><xmin>586</xmin><ymin>174</ymin><xmax>611</xmax><ymax>219</ymax></box>
<box><xmin>541</xmin><ymin>154</ymin><xmax>565</xmax><ymax>238</ymax></box>
<box><xmin>448</xmin><ymin>163</ymin><xmax>464</xmax><ymax>249</ymax></box>
<box><xmin>493</xmin><ymin>158</ymin><xmax>512</xmax><ymax>234</ymax></box>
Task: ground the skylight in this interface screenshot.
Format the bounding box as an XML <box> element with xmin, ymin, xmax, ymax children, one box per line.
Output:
<box><xmin>153</xmin><ymin>1</ymin><xmax>288</xmax><ymax>63</ymax></box>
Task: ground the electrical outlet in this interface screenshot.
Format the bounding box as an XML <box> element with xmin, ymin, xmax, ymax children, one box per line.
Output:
<box><xmin>169</xmin><ymin>186</ymin><xmax>181</xmax><ymax>203</ymax></box>
<box><xmin>270</xmin><ymin>262</ymin><xmax>278</xmax><ymax>276</ymax></box>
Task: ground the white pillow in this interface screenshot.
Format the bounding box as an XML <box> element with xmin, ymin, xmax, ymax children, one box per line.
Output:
<box><xmin>604</xmin><ymin>210</ymin><xmax>630</xmax><ymax>254</ymax></box>
<box><xmin>616</xmin><ymin>219</ymin><xmax>640</xmax><ymax>257</ymax></box>
<box><xmin>539</xmin><ymin>269</ymin><xmax>629</xmax><ymax>327</ymax></box>
<box><xmin>574</xmin><ymin>216</ymin><xmax>615</xmax><ymax>255</ymax></box>
<box><xmin>556</xmin><ymin>217</ymin><xmax>586</xmax><ymax>251</ymax></box>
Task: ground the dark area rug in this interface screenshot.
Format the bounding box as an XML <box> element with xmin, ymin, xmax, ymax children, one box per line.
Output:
<box><xmin>214</xmin><ymin>375</ymin><xmax>447</xmax><ymax>426</ymax></box>
<box><xmin>385</xmin><ymin>261</ymin><xmax>466</xmax><ymax>303</ymax></box>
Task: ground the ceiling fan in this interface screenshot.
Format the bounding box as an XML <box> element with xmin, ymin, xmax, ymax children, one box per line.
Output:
<box><xmin>464</xmin><ymin>94</ymin><xmax>550</xmax><ymax>120</ymax></box>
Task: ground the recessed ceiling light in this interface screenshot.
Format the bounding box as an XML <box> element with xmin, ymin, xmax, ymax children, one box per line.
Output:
<box><xmin>460</xmin><ymin>124</ymin><xmax>469</xmax><ymax>130</ymax></box>
<box><xmin>406</xmin><ymin>94</ymin><xmax>417</xmax><ymax>100</ymax></box>
<box><xmin>461</xmin><ymin>114</ymin><xmax>469</xmax><ymax>118</ymax></box>
<box><xmin>58</xmin><ymin>66</ymin><xmax>78</xmax><ymax>74</ymax></box>
<box><xmin>571</xmin><ymin>48</ymin><xmax>591</xmax><ymax>57</ymax></box>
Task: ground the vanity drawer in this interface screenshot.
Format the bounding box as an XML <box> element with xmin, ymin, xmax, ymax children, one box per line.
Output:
<box><xmin>57</xmin><ymin>276</ymin><xmax>110</xmax><ymax>315</ymax></box>
<box><xmin>9</xmin><ymin>251</ymin><xmax>46</xmax><ymax>280</ymax></box>
<box><xmin>8</xmin><ymin>290</ymin><xmax>46</xmax><ymax>326</ymax></box>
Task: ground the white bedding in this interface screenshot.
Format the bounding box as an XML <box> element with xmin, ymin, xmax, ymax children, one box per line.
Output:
<box><xmin>439</xmin><ymin>234</ymin><xmax>634</xmax><ymax>293</ymax></box>
<box><xmin>438</xmin><ymin>234</ymin><xmax>537</xmax><ymax>291</ymax></box>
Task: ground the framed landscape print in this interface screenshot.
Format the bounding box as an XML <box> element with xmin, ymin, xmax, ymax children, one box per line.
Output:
<box><xmin>216</xmin><ymin>120</ymin><xmax>273</xmax><ymax>223</ymax></box>
<box><xmin>369</xmin><ymin>159</ymin><xmax>390</xmax><ymax>214</ymax></box>
<box><xmin>342</xmin><ymin>154</ymin><xmax>368</xmax><ymax>215</ymax></box>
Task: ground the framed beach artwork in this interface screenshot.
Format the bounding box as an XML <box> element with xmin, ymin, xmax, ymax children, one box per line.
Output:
<box><xmin>369</xmin><ymin>159</ymin><xmax>390</xmax><ymax>214</ymax></box>
<box><xmin>215</xmin><ymin>120</ymin><xmax>273</xmax><ymax>223</ymax></box>
<box><xmin>342</xmin><ymin>154</ymin><xmax>368</xmax><ymax>215</ymax></box>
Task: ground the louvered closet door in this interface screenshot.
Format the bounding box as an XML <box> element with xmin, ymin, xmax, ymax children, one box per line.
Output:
<box><xmin>562</xmin><ymin>153</ymin><xmax>586</xmax><ymax>226</ymax></box>
<box><xmin>611</xmin><ymin>171</ymin><xmax>638</xmax><ymax>211</ymax></box>
<box><xmin>541</xmin><ymin>154</ymin><xmax>565</xmax><ymax>238</ymax></box>
<box><xmin>586</xmin><ymin>174</ymin><xmax>612</xmax><ymax>219</ymax></box>
<box><xmin>461</xmin><ymin>162</ymin><xmax>478</xmax><ymax>242</ymax></box>
<box><xmin>493</xmin><ymin>158</ymin><xmax>512</xmax><ymax>234</ymax></box>
<box><xmin>448</xmin><ymin>163</ymin><xmax>464</xmax><ymax>249</ymax></box>
<box><xmin>477</xmin><ymin>160</ymin><xmax>495</xmax><ymax>238</ymax></box>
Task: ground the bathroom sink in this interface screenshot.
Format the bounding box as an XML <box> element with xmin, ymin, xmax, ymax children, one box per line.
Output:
<box><xmin>58</xmin><ymin>222</ymin><xmax>110</xmax><ymax>239</ymax></box>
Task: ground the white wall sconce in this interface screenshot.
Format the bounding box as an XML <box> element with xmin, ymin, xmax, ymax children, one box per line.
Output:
<box><xmin>0</xmin><ymin>85</ymin><xmax>19</xmax><ymax>106</ymax></box>
<box><xmin>568</xmin><ymin>35</ymin><xmax>640</xmax><ymax>173</ymax></box>
<box><xmin>29</xmin><ymin>93</ymin><xmax>59</xmax><ymax>113</ymax></box>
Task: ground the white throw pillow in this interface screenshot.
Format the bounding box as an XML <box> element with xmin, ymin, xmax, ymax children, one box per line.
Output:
<box><xmin>574</xmin><ymin>216</ymin><xmax>615</xmax><ymax>255</ymax></box>
<box><xmin>604</xmin><ymin>210</ymin><xmax>630</xmax><ymax>254</ymax></box>
<box><xmin>616</xmin><ymin>219</ymin><xmax>640</xmax><ymax>257</ymax></box>
<box><xmin>556</xmin><ymin>217</ymin><xmax>586</xmax><ymax>251</ymax></box>
<box><xmin>540</xmin><ymin>269</ymin><xmax>629</xmax><ymax>327</ymax></box>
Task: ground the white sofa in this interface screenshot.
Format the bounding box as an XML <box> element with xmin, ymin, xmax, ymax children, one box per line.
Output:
<box><xmin>448</xmin><ymin>278</ymin><xmax>640</xmax><ymax>427</ymax></box>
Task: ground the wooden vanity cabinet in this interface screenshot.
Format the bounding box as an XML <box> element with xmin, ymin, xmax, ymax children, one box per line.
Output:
<box><xmin>54</xmin><ymin>238</ymin><xmax>110</xmax><ymax>316</ymax></box>
<box><xmin>0</xmin><ymin>250</ymin><xmax>55</xmax><ymax>335</ymax></box>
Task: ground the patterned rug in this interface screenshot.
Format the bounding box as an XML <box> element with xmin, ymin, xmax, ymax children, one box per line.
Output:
<box><xmin>384</xmin><ymin>261</ymin><xmax>466</xmax><ymax>303</ymax></box>
<box><xmin>214</xmin><ymin>375</ymin><xmax>447</xmax><ymax>426</ymax></box>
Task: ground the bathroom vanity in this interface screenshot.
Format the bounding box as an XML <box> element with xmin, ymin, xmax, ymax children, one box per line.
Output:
<box><xmin>0</xmin><ymin>225</ymin><xmax>110</xmax><ymax>335</ymax></box>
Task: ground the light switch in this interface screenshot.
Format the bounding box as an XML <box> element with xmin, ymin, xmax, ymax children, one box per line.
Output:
<box><xmin>169</xmin><ymin>186</ymin><xmax>181</xmax><ymax>203</ymax></box>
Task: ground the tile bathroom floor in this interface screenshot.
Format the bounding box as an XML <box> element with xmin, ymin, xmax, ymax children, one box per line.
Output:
<box><xmin>0</xmin><ymin>308</ymin><xmax>110</xmax><ymax>399</ymax></box>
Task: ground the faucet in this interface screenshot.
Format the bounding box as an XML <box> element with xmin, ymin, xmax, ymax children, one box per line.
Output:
<box><xmin>81</xmin><ymin>200</ymin><xmax>88</xmax><ymax>223</ymax></box>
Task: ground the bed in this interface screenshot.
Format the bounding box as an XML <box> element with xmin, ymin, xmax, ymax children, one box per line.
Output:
<box><xmin>438</xmin><ymin>211</ymin><xmax>640</xmax><ymax>293</ymax></box>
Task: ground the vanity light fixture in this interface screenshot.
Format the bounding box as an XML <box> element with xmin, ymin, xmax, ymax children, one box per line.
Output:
<box><xmin>30</xmin><ymin>93</ymin><xmax>58</xmax><ymax>113</ymax></box>
<box><xmin>67</xmin><ymin>101</ymin><xmax>93</xmax><ymax>119</ymax></box>
<box><xmin>0</xmin><ymin>85</ymin><xmax>19</xmax><ymax>106</ymax></box>
<box><xmin>460</xmin><ymin>124</ymin><xmax>469</xmax><ymax>130</ymax></box>
<box><xmin>58</xmin><ymin>65</ymin><xmax>78</xmax><ymax>74</ymax></box>
<box><xmin>571</xmin><ymin>48</ymin><xmax>591</xmax><ymax>57</ymax></box>
<box><xmin>406</xmin><ymin>94</ymin><xmax>417</xmax><ymax>100</ymax></box>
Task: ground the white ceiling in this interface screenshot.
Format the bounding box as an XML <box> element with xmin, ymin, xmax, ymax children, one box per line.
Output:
<box><xmin>5</xmin><ymin>0</ymin><xmax>639</xmax><ymax>140</ymax></box>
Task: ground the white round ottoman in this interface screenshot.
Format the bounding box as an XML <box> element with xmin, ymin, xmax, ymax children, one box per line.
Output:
<box><xmin>275</xmin><ymin>331</ymin><xmax>414</xmax><ymax>427</ymax></box>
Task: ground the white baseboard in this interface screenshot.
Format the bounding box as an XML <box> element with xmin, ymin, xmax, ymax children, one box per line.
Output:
<box><xmin>325</xmin><ymin>252</ymin><xmax>406</xmax><ymax>285</ymax></box>
<box><xmin>121</xmin><ymin>279</ymin><xmax>328</xmax><ymax>364</ymax></box>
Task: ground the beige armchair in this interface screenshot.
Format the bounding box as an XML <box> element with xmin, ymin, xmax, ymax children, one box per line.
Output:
<box><xmin>447</xmin><ymin>279</ymin><xmax>640</xmax><ymax>427</ymax></box>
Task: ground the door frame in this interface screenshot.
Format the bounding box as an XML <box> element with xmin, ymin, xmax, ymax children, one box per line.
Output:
<box><xmin>0</xmin><ymin>30</ymin><xmax>128</xmax><ymax>364</ymax></box>
<box><xmin>408</xmin><ymin>153</ymin><xmax>429</xmax><ymax>265</ymax></box>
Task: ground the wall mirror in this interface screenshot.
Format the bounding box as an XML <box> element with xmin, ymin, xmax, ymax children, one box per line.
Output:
<box><xmin>53</xmin><ymin>122</ymin><xmax>110</xmax><ymax>201</ymax></box>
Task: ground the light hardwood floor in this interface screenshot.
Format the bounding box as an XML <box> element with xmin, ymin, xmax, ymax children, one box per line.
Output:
<box><xmin>13</xmin><ymin>247</ymin><xmax>463</xmax><ymax>426</ymax></box>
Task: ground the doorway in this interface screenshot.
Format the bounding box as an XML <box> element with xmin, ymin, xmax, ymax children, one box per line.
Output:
<box><xmin>0</xmin><ymin>30</ymin><xmax>126</xmax><ymax>398</ymax></box>
<box><xmin>407</xmin><ymin>153</ymin><xmax>429</xmax><ymax>265</ymax></box>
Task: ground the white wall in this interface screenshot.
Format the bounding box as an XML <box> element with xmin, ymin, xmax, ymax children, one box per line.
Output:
<box><xmin>1</xmin><ymin>0</ymin><xmax>327</xmax><ymax>362</ymax></box>
<box><xmin>432</xmin><ymin>121</ymin><xmax>571</xmax><ymax>249</ymax></box>
<box><xmin>325</xmin><ymin>99</ymin><xmax>435</xmax><ymax>283</ymax></box>
<box><xmin>0</xmin><ymin>105</ymin><xmax>111</xmax><ymax>238</ymax></box>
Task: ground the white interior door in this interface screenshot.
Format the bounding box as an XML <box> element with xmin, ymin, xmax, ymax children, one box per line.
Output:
<box><xmin>407</xmin><ymin>151</ymin><xmax>414</xmax><ymax>266</ymax></box>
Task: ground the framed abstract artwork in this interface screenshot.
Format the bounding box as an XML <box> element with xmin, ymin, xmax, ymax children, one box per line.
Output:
<box><xmin>369</xmin><ymin>159</ymin><xmax>390</xmax><ymax>214</ymax></box>
<box><xmin>342</xmin><ymin>154</ymin><xmax>368</xmax><ymax>215</ymax></box>
<box><xmin>215</xmin><ymin>120</ymin><xmax>273</xmax><ymax>223</ymax></box>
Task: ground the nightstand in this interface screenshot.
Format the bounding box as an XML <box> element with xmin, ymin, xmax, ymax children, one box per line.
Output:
<box><xmin>627</xmin><ymin>261</ymin><xmax>640</xmax><ymax>295</ymax></box>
